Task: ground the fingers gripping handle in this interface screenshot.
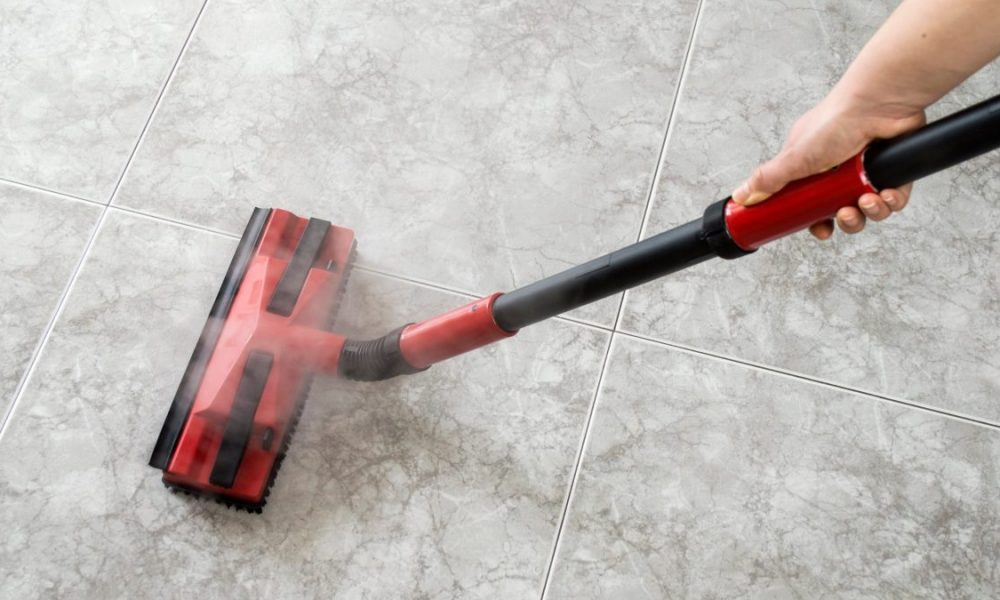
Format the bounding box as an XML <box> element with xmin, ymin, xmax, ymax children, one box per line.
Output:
<box><xmin>722</xmin><ymin>92</ymin><xmax>1000</xmax><ymax>252</ymax></box>
<box><xmin>723</xmin><ymin>153</ymin><xmax>874</xmax><ymax>251</ymax></box>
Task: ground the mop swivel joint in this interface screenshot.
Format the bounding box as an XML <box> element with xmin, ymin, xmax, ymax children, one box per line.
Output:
<box><xmin>338</xmin><ymin>326</ymin><xmax>425</xmax><ymax>381</ymax></box>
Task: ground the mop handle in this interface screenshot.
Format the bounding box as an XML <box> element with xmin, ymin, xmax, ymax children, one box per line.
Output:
<box><xmin>346</xmin><ymin>94</ymin><xmax>1000</xmax><ymax>377</ymax></box>
<box><xmin>724</xmin><ymin>93</ymin><xmax>1000</xmax><ymax>250</ymax></box>
<box><xmin>488</xmin><ymin>93</ymin><xmax>1000</xmax><ymax>333</ymax></box>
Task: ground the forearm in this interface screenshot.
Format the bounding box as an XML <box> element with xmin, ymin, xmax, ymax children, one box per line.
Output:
<box><xmin>832</xmin><ymin>0</ymin><xmax>1000</xmax><ymax>115</ymax></box>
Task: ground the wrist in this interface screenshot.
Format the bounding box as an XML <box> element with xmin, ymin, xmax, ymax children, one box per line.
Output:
<box><xmin>824</xmin><ymin>80</ymin><xmax>926</xmax><ymax>138</ymax></box>
<box><xmin>829</xmin><ymin>71</ymin><xmax>929</xmax><ymax>119</ymax></box>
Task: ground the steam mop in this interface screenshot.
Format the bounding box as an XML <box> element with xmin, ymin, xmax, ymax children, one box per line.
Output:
<box><xmin>150</xmin><ymin>93</ymin><xmax>1000</xmax><ymax>512</ymax></box>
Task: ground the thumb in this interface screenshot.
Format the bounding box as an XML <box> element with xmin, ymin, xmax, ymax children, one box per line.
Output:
<box><xmin>732</xmin><ymin>151</ymin><xmax>815</xmax><ymax>206</ymax></box>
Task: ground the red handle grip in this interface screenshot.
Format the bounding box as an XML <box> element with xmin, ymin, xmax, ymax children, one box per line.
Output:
<box><xmin>723</xmin><ymin>151</ymin><xmax>876</xmax><ymax>251</ymax></box>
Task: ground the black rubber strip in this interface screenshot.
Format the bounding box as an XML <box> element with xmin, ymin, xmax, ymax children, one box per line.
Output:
<box><xmin>149</xmin><ymin>208</ymin><xmax>271</xmax><ymax>470</ymax></box>
<box><xmin>267</xmin><ymin>218</ymin><xmax>330</xmax><ymax>316</ymax></box>
<box><xmin>209</xmin><ymin>351</ymin><xmax>274</xmax><ymax>488</ymax></box>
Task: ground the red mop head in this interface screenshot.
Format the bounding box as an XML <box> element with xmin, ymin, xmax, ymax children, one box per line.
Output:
<box><xmin>149</xmin><ymin>209</ymin><xmax>355</xmax><ymax>512</ymax></box>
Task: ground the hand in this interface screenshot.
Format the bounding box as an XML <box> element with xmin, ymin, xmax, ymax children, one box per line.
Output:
<box><xmin>731</xmin><ymin>91</ymin><xmax>926</xmax><ymax>240</ymax></box>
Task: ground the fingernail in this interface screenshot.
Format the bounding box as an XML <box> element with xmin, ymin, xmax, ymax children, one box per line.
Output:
<box><xmin>860</xmin><ymin>199</ymin><xmax>877</xmax><ymax>212</ymax></box>
<box><xmin>842</xmin><ymin>214</ymin><xmax>859</xmax><ymax>227</ymax></box>
<box><xmin>731</xmin><ymin>183</ymin><xmax>749</xmax><ymax>203</ymax></box>
<box><xmin>745</xmin><ymin>191</ymin><xmax>770</xmax><ymax>205</ymax></box>
<box><xmin>883</xmin><ymin>194</ymin><xmax>898</xmax><ymax>209</ymax></box>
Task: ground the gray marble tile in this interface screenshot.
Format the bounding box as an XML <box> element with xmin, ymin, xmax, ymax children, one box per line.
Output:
<box><xmin>546</xmin><ymin>335</ymin><xmax>1000</xmax><ymax>599</ymax></box>
<box><xmin>0</xmin><ymin>209</ymin><xmax>609</xmax><ymax>598</ymax></box>
<box><xmin>0</xmin><ymin>0</ymin><xmax>204</xmax><ymax>200</ymax></box>
<box><xmin>0</xmin><ymin>184</ymin><xmax>100</xmax><ymax>417</ymax></box>
<box><xmin>113</xmin><ymin>0</ymin><xmax>702</xmax><ymax>326</ymax></box>
<box><xmin>621</xmin><ymin>0</ymin><xmax>1000</xmax><ymax>422</ymax></box>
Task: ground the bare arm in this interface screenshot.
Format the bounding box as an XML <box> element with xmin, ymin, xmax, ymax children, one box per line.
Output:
<box><xmin>733</xmin><ymin>0</ymin><xmax>1000</xmax><ymax>239</ymax></box>
<box><xmin>843</xmin><ymin>0</ymin><xmax>1000</xmax><ymax>113</ymax></box>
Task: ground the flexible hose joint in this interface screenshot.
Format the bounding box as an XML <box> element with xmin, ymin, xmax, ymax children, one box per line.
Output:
<box><xmin>338</xmin><ymin>326</ymin><xmax>425</xmax><ymax>381</ymax></box>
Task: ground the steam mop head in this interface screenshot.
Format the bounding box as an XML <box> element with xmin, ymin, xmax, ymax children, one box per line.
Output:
<box><xmin>149</xmin><ymin>208</ymin><xmax>356</xmax><ymax>512</ymax></box>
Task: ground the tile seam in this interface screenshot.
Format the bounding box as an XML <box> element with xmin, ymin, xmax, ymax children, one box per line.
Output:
<box><xmin>634</xmin><ymin>0</ymin><xmax>706</xmax><ymax>243</ymax></box>
<box><xmin>538</xmin><ymin>333</ymin><xmax>617</xmax><ymax>600</ymax></box>
<box><xmin>110</xmin><ymin>205</ymin><xmax>240</xmax><ymax>239</ymax></box>
<box><xmin>0</xmin><ymin>177</ymin><xmax>101</xmax><ymax>206</ymax></box>
<box><xmin>103</xmin><ymin>204</ymin><xmax>993</xmax><ymax>431</ymax></box>
<box><xmin>0</xmin><ymin>0</ymin><xmax>212</xmax><ymax>440</ymax></box>
<box><xmin>106</xmin><ymin>0</ymin><xmax>211</xmax><ymax>207</ymax></box>
<box><xmin>0</xmin><ymin>211</ymin><xmax>109</xmax><ymax>439</ymax></box>
<box><xmin>539</xmin><ymin>1</ymin><xmax>709</xmax><ymax>597</ymax></box>
<box><xmin>610</xmin><ymin>0</ymin><xmax>706</xmax><ymax>335</ymax></box>
<box><xmin>107</xmin><ymin>207</ymin><xmax>618</xmax><ymax>334</ymax></box>
<box><xmin>616</xmin><ymin>329</ymin><xmax>1000</xmax><ymax>431</ymax></box>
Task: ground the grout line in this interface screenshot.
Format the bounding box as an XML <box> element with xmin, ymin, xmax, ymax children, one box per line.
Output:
<box><xmin>112</xmin><ymin>206</ymin><xmax>489</xmax><ymax>299</ymax></box>
<box><xmin>110</xmin><ymin>205</ymin><xmax>240</xmax><ymax>239</ymax></box>
<box><xmin>538</xmin><ymin>334</ymin><xmax>617</xmax><ymax>599</ymax></box>
<box><xmin>357</xmin><ymin>266</ymin><xmax>626</xmax><ymax>333</ymax></box>
<box><xmin>82</xmin><ymin>194</ymin><xmax>1000</xmax><ymax>432</ymax></box>
<box><xmin>552</xmin><ymin>314</ymin><xmax>614</xmax><ymax>334</ymax></box>
<box><xmin>353</xmin><ymin>264</ymin><xmax>480</xmax><ymax>299</ymax></box>
<box><xmin>539</xmin><ymin>3</ymin><xmax>707</xmax><ymax>597</ymax></box>
<box><xmin>316</xmin><ymin>264</ymin><xmax>616</xmax><ymax>334</ymax></box>
<box><xmin>108</xmin><ymin>206</ymin><xmax>618</xmax><ymax>334</ymax></box>
<box><xmin>616</xmin><ymin>328</ymin><xmax>1000</xmax><ymax>431</ymax></box>
<box><xmin>635</xmin><ymin>0</ymin><xmax>705</xmax><ymax>242</ymax></box>
<box><xmin>0</xmin><ymin>176</ymin><xmax>102</xmax><ymax>207</ymax></box>
<box><xmin>62</xmin><ymin>182</ymin><xmax>1000</xmax><ymax>433</ymax></box>
<box><xmin>106</xmin><ymin>202</ymin><xmax>618</xmax><ymax>336</ymax></box>
<box><xmin>105</xmin><ymin>0</ymin><xmax>210</xmax><ymax>207</ymax></box>
<box><xmin>0</xmin><ymin>1</ymin><xmax>211</xmax><ymax>440</ymax></box>
<box><xmin>0</xmin><ymin>211</ymin><xmax>109</xmax><ymax>439</ymax></box>
<box><xmin>607</xmin><ymin>0</ymin><xmax>706</xmax><ymax>336</ymax></box>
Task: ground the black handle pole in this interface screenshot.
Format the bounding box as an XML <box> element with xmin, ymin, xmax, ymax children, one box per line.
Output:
<box><xmin>493</xmin><ymin>93</ymin><xmax>1000</xmax><ymax>333</ymax></box>
<box><xmin>865</xmin><ymin>93</ymin><xmax>1000</xmax><ymax>189</ymax></box>
<box><xmin>492</xmin><ymin>219</ymin><xmax>722</xmax><ymax>331</ymax></box>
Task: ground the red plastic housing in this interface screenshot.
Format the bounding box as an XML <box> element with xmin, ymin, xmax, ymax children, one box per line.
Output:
<box><xmin>399</xmin><ymin>292</ymin><xmax>515</xmax><ymax>369</ymax></box>
<box><xmin>162</xmin><ymin>210</ymin><xmax>354</xmax><ymax>506</ymax></box>
<box><xmin>724</xmin><ymin>152</ymin><xmax>876</xmax><ymax>250</ymax></box>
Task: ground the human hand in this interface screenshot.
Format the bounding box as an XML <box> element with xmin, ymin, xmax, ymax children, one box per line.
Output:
<box><xmin>731</xmin><ymin>91</ymin><xmax>926</xmax><ymax>239</ymax></box>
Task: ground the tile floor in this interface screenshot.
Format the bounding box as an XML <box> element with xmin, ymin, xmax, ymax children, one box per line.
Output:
<box><xmin>1</xmin><ymin>0</ymin><xmax>998</xmax><ymax>597</ymax></box>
